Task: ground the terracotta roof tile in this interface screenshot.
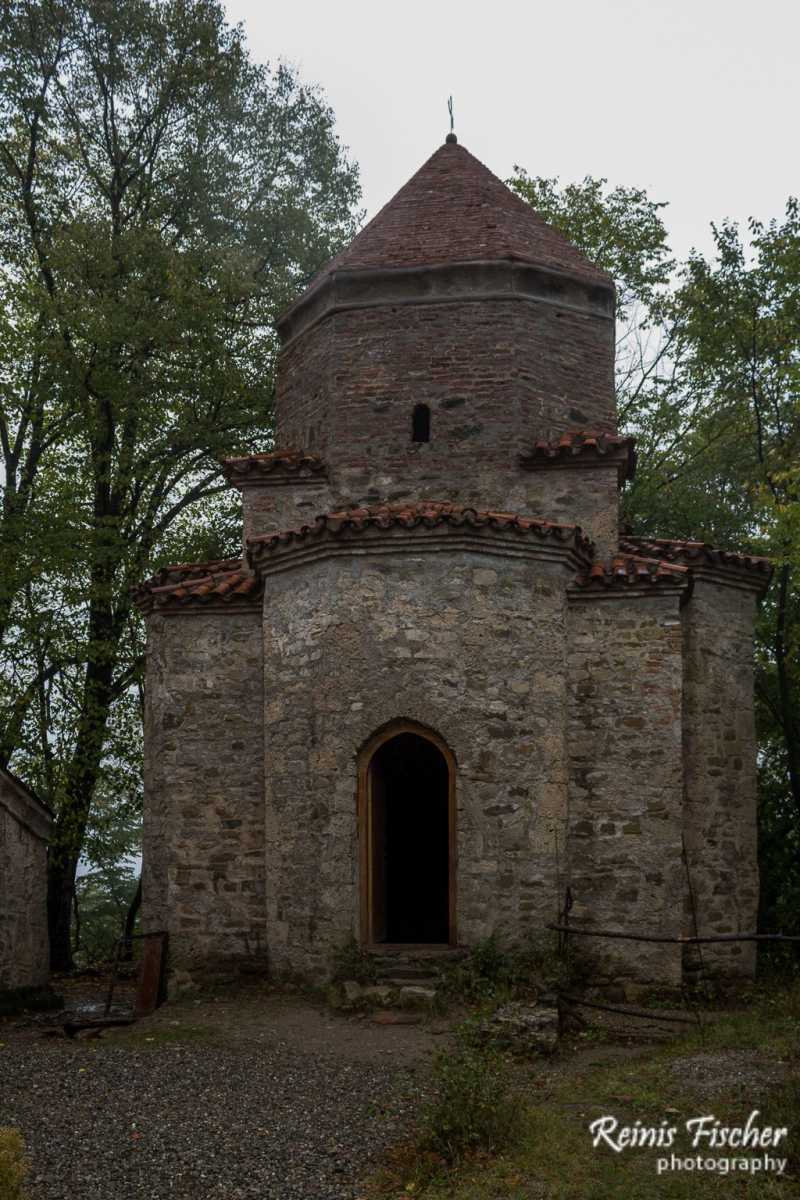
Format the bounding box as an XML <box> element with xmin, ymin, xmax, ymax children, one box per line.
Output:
<box><xmin>519</xmin><ymin>430</ymin><xmax>636</xmax><ymax>481</ymax></box>
<box><xmin>620</xmin><ymin>537</ymin><xmax>772</xmax><ymax>577</ymax></box>
<box><xmin>248</xmin><ymin>501</ymin><xmax>593</xmax><ymax>559</ymax></box>
<box><xmin>134</xmin><ymin>558</ymin><xmax>261</xmax><ymax>613</ymax></box>
<box><xmin>222</xmin><ymin>448</ymin><xmax>326</xmax><ymax>484</ymax></box>
<box><xmin>574</xmin><ymin>554</ymin><xmax>690</xmax><ymax>592</ymax></box>
<box><xmin>300</xmin><ymin>142</ymin><xmax>611</xmax><ymax>301</ymax></box>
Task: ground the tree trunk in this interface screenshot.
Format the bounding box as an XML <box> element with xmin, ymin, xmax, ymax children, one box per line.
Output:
<box><xmin>122</xmin><ymin>876</ymin><xmax>142</xmax><ymax>962</ymax></box>
<box><xmin>48</xmin><ymin>853</ymin><xmax>80</xmax><ymax>971</ymax></box>
<box><xmin>47</xmin><ymin>603</ymin><xmax>118</xmax><ymax>970</ymax></box>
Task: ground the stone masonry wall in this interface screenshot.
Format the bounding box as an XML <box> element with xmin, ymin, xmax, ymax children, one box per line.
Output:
<box><xmin>240</xmin><ymin>479</ymin><xmax>334</xmax><ymax>543</ymax></box>
<box><xmin>239</xmin><ymin>464</ymin><xmax>620</xmax><ymax>558</ymax></box>
<box><xmin>567</xmin><ymin>592</ymin><xmax>685</xmax><ymax>989</ymax></box>
<box><xmin>142</xmin><ymin>609</ymin><xmax>266</xmax><ymax>982</ymax></box>
<box><xmin>0</xmin><ymin>773</ymin><xmax>50</xmax><ymax>991</ymax></box>
<box><xmin>512</xmin><ymin>466</ymin><xmax>621</xmax><ymax>559</ymax></box>
<box><xmin>681</xmin><ymin>578</ymin><xmax>760</xmax><ymax>979</ymax></box>
<box><xmin>260</xmin><ymin>542</ymin><xmax>575</xmax><ymax>978</ymax></box>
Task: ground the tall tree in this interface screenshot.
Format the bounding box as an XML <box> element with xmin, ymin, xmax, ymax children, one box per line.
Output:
<box><xmin>667</xmin><ymin>208</ymin><xmax>800</xmax><ymax>814</ymax></box>
<box><xmin>0</xmin><ymin>0</ymin><xmax>360</xmax><ymax>967</ymax></box>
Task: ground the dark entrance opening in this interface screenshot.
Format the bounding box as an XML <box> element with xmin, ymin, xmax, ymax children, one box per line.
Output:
<box><xmin>411</xmin><ymin>402</ymin><xmax>431</xmax><ymax>442</ymax></box>
<box><xmin>368</xmin><ymin>732</ymin><xmax>449</xmax><ymax>943</ymax></box>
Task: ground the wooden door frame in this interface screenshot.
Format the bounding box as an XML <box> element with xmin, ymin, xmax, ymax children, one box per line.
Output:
<box><xmin>357</xmin><ymin>720</ymin><xmax>457</xmax><ymax>948</ymax></box>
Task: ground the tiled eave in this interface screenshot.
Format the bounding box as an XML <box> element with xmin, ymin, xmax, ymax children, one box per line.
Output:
<box><xmin>247</xmin><ymin>501</ymin><xmax>594</xmax><ymax>575</ymax></box>
<box><xmin>134</xmin><ymin>558</ymin><xmax>261</xmax><ymax>615</ymax></box>
<box><xmin>519</xmin><ymin>430</ymin><xmax>636</xmax><ymax>483</ymax></box>
<box><xmin>222</xmin><ymin>449</ymin><xmax>327</xmax><ymax>489</ymax></box>
<box><xmin>570</xmin><ymin>554</ymin><xmax>692</xmax><ymax>604</ymax></box>
<box><xmin>620</xmin><ymin>537</ymin><xmax>772</xmax><ymax>594</ymax></box>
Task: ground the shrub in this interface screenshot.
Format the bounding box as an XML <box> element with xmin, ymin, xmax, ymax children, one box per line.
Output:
<box><xmin>437</xmin><ymin>933</ymin><xmax>521</xmax><ymax>1005</ymax></box>
<box><xmin>0</xmin><ymin>1128</ymin><xmax>30</xmax><ymax>1200</ymax></box>
<box><xmin>329</xmin><ymin>935</ymin><xmax>376</xmax><ymax>985</ymax></box>
<box><xmin>437</xmin><ymin>931</ymin><xmax>584</xmax><ymax>1006</ymax></box>
<box><xmin>418</xmin><ymin>1037</ymin><xmax>521</xmax><ymax>1164</ymax></box>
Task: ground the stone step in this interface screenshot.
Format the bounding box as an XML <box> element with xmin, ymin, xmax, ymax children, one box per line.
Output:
<box><xmin>368</xmin><ymin>948</ymin><xmax>467</xmax><ymax>973</ymax></box>
<box><xmin>373</xmin><ymin>964</ymin><xmax>440</xmax><ymax>981</ymax></box>
<box><xmin>374</xmin><ymin>975</ymin><xmax>439</xmax><ymax>989</ymax></box>
<box><xmin>338</xmin><ymin>979</ymin><xmax>437</xmax><ymax>1008</ymax></box>
<box><xmin>368</xmin><ymin>946</ymin><xmax>468</xmax><ymax>960</ymax></box>
<box><xmin>397</xmin><ymin>984</ymin><xmax>437</xmax><ymax>1007</ymax></box>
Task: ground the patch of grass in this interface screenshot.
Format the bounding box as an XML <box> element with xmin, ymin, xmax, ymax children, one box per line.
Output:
<box><xmin>677</xmin><ymin>981</ymin><xmax>800</xmax><ymax>1060</ymax></box>
<box><xmin>367</xmin><ymin>980</ymin><xmax>800</xmax><ymax>1199</ymax></box>
<box><xmin>0</xmin><ymin>1127</ymin><xmax>30</xmax><ymax>1200</ymax></box>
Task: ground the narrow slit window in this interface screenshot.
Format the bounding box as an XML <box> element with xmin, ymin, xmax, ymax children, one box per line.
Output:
<box><xmin>412</xmin><ymin>403</ymin><xmax>431</xmax><ymax>443</ymax></box>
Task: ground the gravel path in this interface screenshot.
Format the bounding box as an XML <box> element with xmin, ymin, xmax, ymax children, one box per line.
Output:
<box><xmin>669</xmin><ymin>1048</ymin><xmax>791</xmax><ymax>1100</ymax></box>
<box><xmin>1</xmin><ymin>1033</ymin><xmax>420</xmax><ymax>1199</ymax></box>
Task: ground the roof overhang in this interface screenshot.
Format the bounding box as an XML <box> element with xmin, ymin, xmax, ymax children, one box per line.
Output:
<box><xmin>0</xmin><ymin>767</ymin><xmax>52</xmax><ymax>841</ymax></box>
<box><xmin>247</xmin><ymin>503</ymin><xmax>594</xmax><ymax>578</ymax></box>
<box><xmin>277</xmin><ymin>258</ymin><xmax>616</xmax><ymax>349</ymax></box>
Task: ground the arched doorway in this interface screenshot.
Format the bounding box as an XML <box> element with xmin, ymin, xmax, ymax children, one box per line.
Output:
<box><xmin>358</xmin><ymin>724</ymin><xmax>456</xmax><ymax>946</ymax></box>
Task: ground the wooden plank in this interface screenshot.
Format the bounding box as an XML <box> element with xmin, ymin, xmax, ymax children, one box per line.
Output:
<box><xmin>135</xmin><ymin>933</ymin><xmax>168</xmax><ymax>1017</ymax></box>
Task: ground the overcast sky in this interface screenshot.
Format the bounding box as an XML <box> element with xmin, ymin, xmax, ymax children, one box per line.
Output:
<box><xmin>224</xmin><ymin>0</ymin><xmax>798</xmax><ymax>264</ymax></box>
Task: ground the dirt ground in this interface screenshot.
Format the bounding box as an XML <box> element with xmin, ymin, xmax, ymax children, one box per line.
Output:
<box><xmin>2</xmin><ymin>974</ymin><xmax>793</xmax><ymax>1200</ymax></box>
<box><xmin>0</xmin><ymin>975</ymin><xmax>457</xmax><ymax>1200</ymax></box>
<box><xmin>3</xmin><ymin>972</ymin><xmax>456</xmax><ymax>1063</ymax></box>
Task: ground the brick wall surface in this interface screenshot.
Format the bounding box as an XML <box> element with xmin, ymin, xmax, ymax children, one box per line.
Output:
<box><xmin>276</xmin><ymin>300</ymin><xmax>616</xmax><ymax>504</ymax></box>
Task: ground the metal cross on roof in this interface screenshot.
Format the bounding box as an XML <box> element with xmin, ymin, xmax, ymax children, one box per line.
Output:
<box><xmin>446</xmin><ymin>96</ymin><xmax>457</xmax><ymax>143</ymax></box>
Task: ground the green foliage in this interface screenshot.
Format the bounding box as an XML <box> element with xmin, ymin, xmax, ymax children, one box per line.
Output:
<box><xmin>0</xmin><ymin>1128</ymin><xmax>30</xmax><ymax>1200</ymax></box>
<box><xmin>381</xmin><ymin>981</ymin><xmax>800</xmax><ymax>1199</ymax></box>
<box><xmin>647</xmin><ymin>207</ymin><xmax>800</xmax><ymax>943</ymax></box>
<box><xmin>508</xmin><ymin>167</ymin><xmax>678</xmax><ymax>464</ymax></box>
<box><xmin>758</xmin><ymin>743</ymin><xmax>800</xmax><ymax>974</ymax></box>
<box><xmin>73</xmin><ymin>862</ymin><xmax>139</xmax><ymax>965</ymax></box>
<box><xmin>438</xmin><ymin>935</ymin><xmax>520</xmax><ymax>1005</ymax></box>
<box><xmin>438</xmin><ymin>933</ymin><xmax>582</xmax><ymax>1007</ymax></box>
<box><xmin>418</xmin><ymin>1036</ymin><xmax>521</xmax><ymax>1166</ymax></box>
<box><xmin>329</xmin><ymin>936</ymin><xmax>377</xmax><ymax>985</ymax></box>
<box><xmin>508</xmin><ymin>170</ymin><xmax>674</xmax><ymax>316</ymax></box>
<box><xmin>0</xmin><ymin>0</ymin><xmax>361</xmax><ymax>964</ymax></box>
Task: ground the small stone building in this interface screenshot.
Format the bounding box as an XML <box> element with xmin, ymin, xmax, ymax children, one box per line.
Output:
<box><xmin>0</xmin><ymin>766</ymin><xmax>52</xmax><ymax>995</ymax></box>
<box><xmin>137</xmin><ymin>139</ymin><xmax>771</xmax><ymax>991</ymax></box>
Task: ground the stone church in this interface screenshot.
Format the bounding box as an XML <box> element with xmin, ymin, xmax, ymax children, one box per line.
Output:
<box><xmin>137</xmin><ymin>138</ymin><xmax>771</xmax><ymax>991</ymax></box>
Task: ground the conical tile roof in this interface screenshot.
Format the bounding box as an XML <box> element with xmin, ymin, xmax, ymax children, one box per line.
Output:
<box><xmin>310</xmin><ymin>140</ymin><xmax>612</xmax><ymax>288</ymax></box>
